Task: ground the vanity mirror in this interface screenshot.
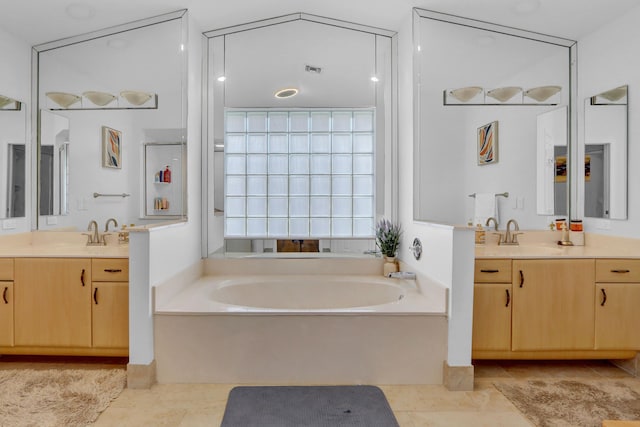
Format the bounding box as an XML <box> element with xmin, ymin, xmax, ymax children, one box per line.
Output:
<box><xmin>583</xmin><ymin>85</ymin><xmax>628</xmax><ymax>219</ymax></box>
<box><xmin>32</xmin><ymin>10</ymin><xmax>187</xmax><ymax>230</ymax></box>
<box><xmin>413</xmin><ymin>9</ymin><xmax>576</xmax><ymax>228</ymax></box>
<box><xmin>0</xmin><ymin>100</ymin><xmax>26</xmax><ymax>219</ymax></box>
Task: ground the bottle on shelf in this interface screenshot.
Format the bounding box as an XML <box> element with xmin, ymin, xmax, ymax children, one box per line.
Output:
<box><xmin>163</xmin><ymin>165</ymin><xmax>171</xmax><ymax>183</ymax></box>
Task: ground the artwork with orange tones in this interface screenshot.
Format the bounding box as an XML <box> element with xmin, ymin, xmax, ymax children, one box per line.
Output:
<box><xmin>102</xmin><ymin>126</ymin><xmax>122</xmax><ymax>169</ymax></box>
<box><xmin>477</xmin><ymin>121</ymin><xmax>498</xmax><ymax>165</ymax></box>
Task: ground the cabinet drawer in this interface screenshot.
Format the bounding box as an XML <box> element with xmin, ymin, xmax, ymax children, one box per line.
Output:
<box><xmin>596</xmin><ymin>259</ymin><xmax>640</xmax><ymax>282</ymax></box>
<box><xmin>0</xmin><ymin>258</ymin><xmax>13</xmax><ymax>280</ymax></box>
<box><xmin>92</xmin><ymin>258</ymin><xmax>129</xmax><ymax>282</ymax></box>
<box><xmin>475</xmin><ymin>259</ymin><xmax>511</xmax><ymax>283</ymax></box>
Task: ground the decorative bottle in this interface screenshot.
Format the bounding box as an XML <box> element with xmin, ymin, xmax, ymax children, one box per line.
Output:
<box><xmin>164</xmin><ymin>165</ymin><xmax>171</xmax><ymax>183</ymax></box>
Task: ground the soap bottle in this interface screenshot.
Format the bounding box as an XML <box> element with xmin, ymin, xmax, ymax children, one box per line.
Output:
<box><xmin>164</xmin><ymin>165</ymin><xmax>171</xmax><ymax>183</ymax></box>
<box><xmin>475</xmin><ymin>224</ymin><xmax>486</xmax><ymax>244</ymax></box>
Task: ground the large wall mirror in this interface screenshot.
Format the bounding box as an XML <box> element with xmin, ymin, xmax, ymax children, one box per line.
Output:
<box><xmin>583</xmin><ymin>85</ymin><xmax>628</xmax><ymax>219</ymax></box>
<box><xmin>413</xmin><ymin>9</ymin><xmax>575</xmax><ymax>229</ymax></box>
<box><xmin>33</xmin><ymin>10</ymin><xmax>187</xmax><ymax>231</ymax></box>
<box><xmin>203</xmin><ymin>14</ymin><xmax>397</xmax><ymax>256</ymax></box>
<box><xmin>0</xmin><ymin>98</ymin><xmax>26</xmax><ymax>219</ymax></box>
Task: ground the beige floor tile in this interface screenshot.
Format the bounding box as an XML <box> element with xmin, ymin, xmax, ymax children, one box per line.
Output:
<box><xmin>92</xmin><ymin>407</ymin><xmax>187</xmax><ymax>427</ymax></box>
<box><xmin>406</xmin><ymin>411</ymin><xmax>536</xmax><ymax>427</ymax></box>
<box><xmin>178</xmin><ymin>408</ymin><xmax>225</xmax><ymax>427</ymax></box>
<box><xmin>394</xmin><ymin>411</ymin><xmax>416</xmax><ymax>427</ymax></box>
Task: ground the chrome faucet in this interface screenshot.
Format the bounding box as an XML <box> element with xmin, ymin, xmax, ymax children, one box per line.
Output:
<box><xmin>85</xmin><ymin>220</ymin><xmax>104</xmax><ymax>246</ymax></box>
<box><xmin>485</xmin><ymin>217</ymin><xmax>499</xmax><ymax>231</ymax></box>
<box><xmin>105</xmin><ymin>218</ymin><xmax>118</xmax><ymax>232</ymax></box>
<box><xmin>501</xmin><ymin>219</ymin><xmax>521</xmax><ymax>245</ymax></box>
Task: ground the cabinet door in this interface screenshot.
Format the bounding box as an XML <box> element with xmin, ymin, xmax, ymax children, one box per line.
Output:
<box><xmin>0</xmin><ymin>282</ymin><xmax>13</xmax><ymax>346</ymax></box>
<box><xmin>595</xmin><ymin>283</ymin><xmax>640</xmax><ymax>350</ymax></box>
<box><xmin>512</xmin><ymin>259</ymin><xmax>595</xmax><ymax>351</ymax></box>
<box><xmin>14</xmin><ymin>258</ymin><xmax>92</xmax><ymax>347</ymax></box>
<box><xmin>92</xmin><ymin>282</ymin><xmax>129</xmax><ymax>349</ymax></box>
<box><xmin>472</xmin><ymin>283</ymin><xmax>512</xmax><ymax>351</ymax></box>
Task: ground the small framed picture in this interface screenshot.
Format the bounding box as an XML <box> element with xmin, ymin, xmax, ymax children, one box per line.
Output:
<box><xmin>477</xmin><ymin>121</ymin><xmax>498</xmax><ymax>165</ymax></box>
<box><xmin>102</xmin><ymin>126</ymin><xmax>122</xmax><ymax>169</ymax></box>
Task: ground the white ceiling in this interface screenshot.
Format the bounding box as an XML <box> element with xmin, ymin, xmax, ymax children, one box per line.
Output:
<box><xmin>1</xmin><ymin>0</ymin><xmax>640</xmax><ymax>46</ymax></box>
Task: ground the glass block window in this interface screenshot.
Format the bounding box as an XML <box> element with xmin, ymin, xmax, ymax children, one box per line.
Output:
<box><xmin>224</xmin><ymin>109</ymin><xmax>375</xmax><ymax>238</ymax></box>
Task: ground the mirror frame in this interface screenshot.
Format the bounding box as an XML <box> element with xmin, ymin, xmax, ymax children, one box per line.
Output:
<box><xmin>412</xmin><ymin>8</ymin><xmax>578</xmax><ymax>225</ymax></box>
<box><xmin>30</xmin><ymin>9</ymin><xmax>188</xmax><ymax>230</ymax></box>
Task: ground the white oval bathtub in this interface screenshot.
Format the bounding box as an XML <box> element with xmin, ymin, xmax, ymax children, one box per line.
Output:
<box><xmin>211</xmin><ymin>275</ymin><xmax>405</xmax><ymax>309</ymax></box>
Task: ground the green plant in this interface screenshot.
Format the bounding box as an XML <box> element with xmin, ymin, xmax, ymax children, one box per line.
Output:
<box><xmin>375</xmin><ymin>218</ymin><xmax>402</xmax><ymax>257</ymax></box>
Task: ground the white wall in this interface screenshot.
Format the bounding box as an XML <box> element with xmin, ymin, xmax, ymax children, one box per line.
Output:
<box><xmin>578</xmin><ymin>4</ymin><xmax>640</xmax><ymax>236</ymax></box>
<box><xmin>0</xmin><ymin>25</ymin><xmax>31</xmax><ymax>234</ymax></box>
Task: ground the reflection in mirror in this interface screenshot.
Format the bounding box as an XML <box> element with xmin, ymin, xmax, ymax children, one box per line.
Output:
<box><xmin>0</xmin><ymin>100</ymin><xmax>26</xmax><ymax>218</ymax></box>
<box><xmin>584</xmin><ymin>85</ymin><xmax>628</xmax><ymax>219</ymax></box>
<box><xmin>34</xmin><ymin>10</ymin><xmax>187</xmax><ymax>230</ymax></box>
<box><xmin>536</xmin><ymin>106</ymin><xmax>568</xmax><ymax>216</ymax></box>
<box><xmin>413</xmin><ymin>9</ymin><xmax>575</xmax><ymax>229</ymax></box>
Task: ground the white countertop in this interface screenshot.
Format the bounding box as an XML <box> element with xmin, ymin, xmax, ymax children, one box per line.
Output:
<box><xmin>0</xmin><ymin>231</ymin><xmax>128</xmax><ymax>258</ymax></box>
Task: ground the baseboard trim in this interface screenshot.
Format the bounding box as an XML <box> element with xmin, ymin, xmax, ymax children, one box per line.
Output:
<box><xmin>127</xmin><ymin>360</ymin><xmax>156</xmax><ymax>389</ymax></box>
<box><xmin>443</xmin><ymin>361</ymin><xmax>474</xmax><ymax>391</ymax></box>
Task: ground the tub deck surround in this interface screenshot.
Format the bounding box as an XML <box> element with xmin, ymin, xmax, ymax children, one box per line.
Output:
<box><xmin>153</xmin><ymin>257</ymin><xmax>449</xmax><ymax>384</ymax></box>
<box><xmin>0</xmin><ymin>231</ymin><xmax>128</xmax><ymax>258</ymax></box>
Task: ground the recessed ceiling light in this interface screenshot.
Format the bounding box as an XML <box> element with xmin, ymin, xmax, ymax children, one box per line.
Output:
<box><xmin>513</xmin><ymin>0</ymin><xmax>541</xmax><ymax>15</ymax></box>
<box><xmin>274</xmin><ymin>88</ymin><xmax>299</xmax><ymax>99</ymax></box>
<box><xmin>371</xmin><ymin>76</ymin><xmax>379</xmax><ymax>82</ymax></box>
<box><xmin>217</xmin><ymin>76</ymin><xmax>226</xmax><ymax>82</ymax></box>
<box><xmin>65</xmin><ymin>3</ymin><xmax>95</xmax><ymax>20</ymax></box>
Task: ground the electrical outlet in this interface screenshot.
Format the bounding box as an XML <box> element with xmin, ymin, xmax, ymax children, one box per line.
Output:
<box><xmin>517</xmin><ymin>196</ymin><xmax>525</xmax><ymax>210</ymax></box>
<box><xmin>46</xmin><ymin>216</ymin><xmax>58</xmax><ymax>225</ymax></box>
<box><xmin>2</xmin><ymin>219</ymin><xmax>16</xmax><ymax>230</ymax></box>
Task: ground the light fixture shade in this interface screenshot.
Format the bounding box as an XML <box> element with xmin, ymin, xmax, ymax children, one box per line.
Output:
<box><xmin>83</xmin><ymin>91</ymin><xmax>116</xmax><ymax>106</ymax></box>
<box><xmin>46</xmin><ymin>92</ymin><xmax>81</xmax><ymax>108</ymax></box>
<box><xmin>596</xmin><ymin>86</ymin><xmax>627</xmax><ymax>102</ymax></box>
<box><xmin>274</xmin><ymin>88</ymin><xmax>299</xmax><ymax>99</ymax></box>
<box><xmin>449</xmin><ymin>86</ymin><xmax>483</xmax><ymax>102</ymax></box>
<box><xmin>486</xmin><ymin>86</ymin><xmax>522</xmax><ymax>102</ymax></box>
<box><xmin>120</xmin><ymin>90</ymin><xmax>153</xmax><ymax>105</ymax></box>
<box><xmin>524</xmin><ymin>85</ymin><xmax>561</xmax><ymax>102</ymax></box>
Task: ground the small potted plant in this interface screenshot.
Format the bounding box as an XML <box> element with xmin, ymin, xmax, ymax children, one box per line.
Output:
<box><xmin>375</xmin><ymin>218</ymin><xmax>402</xmax><ymax>275</ymax></box>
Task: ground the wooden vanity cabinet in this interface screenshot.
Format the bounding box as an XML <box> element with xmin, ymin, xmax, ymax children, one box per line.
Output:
<box><xmin>91</xmin><ymin>258</ymin><xmax>129</xmax><ymax>351</ymax></box>
<box><xmin>511</xmin><ymin>259</ymin><xmax>595</xmax><ymax>351</ymax></box>
<box><xmin>0</xmin><ymin>259</ymin><xmax>14</xmax><ymax>347</ymax></box>
<box><xmin>595</xmin><ymin>259</ymin><xmax>640</xmax><ymax>350</ymax></box>
<box><xmin>473</xmin><ymin>259</ymin><xmax>512</xmax><ymax>351</ymax></box>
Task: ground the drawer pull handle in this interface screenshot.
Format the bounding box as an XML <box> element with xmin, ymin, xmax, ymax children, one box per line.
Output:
<box><xmin>94</xmin><ymin>288</ymin><xmax>98</xmax><ymax>305</ymax></box>
<box><xmin>2</xmin><ymin>286</ymin><xmax>7</xmax><ymax>304</ymax></box>
<box><xmin>104</xmin><ymin>269</ymin><xmax>123</xmax><ymax>273</ymax></box>
<box><xmin>610</xmin><ymin>269</ymin><xmax>630</xmax><ymax>273</ymax></box>
<box><xmin>519</xmin><ymin>270</ymin><xmax>524</xmax><ymax>288</ymax></box>
<box><xmin>505</xmin><ymin>289</ymin><xmax>510</xmax><ymax>307</ymax></box>
<box><xmin>480</xmin><ymin>269</ymin><xmax>499</xmax><ymax>273</ymax></box>
<box><xmin>600</xmin><ymin>288</ymin><xmax>607</xmax><ymax>306</ymax></box>
<box><xmin>81</xmin><ymin>269</ymin><xmax>85</xmax><ymax>287</ymax></box>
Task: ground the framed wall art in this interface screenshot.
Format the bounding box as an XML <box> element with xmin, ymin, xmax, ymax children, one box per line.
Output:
<box><xmin>477</xmin><ymin>121</ymin><xmax>498</xmax><ymax>165</ymax></box>
<box><xmin>102</xmin><ymin>126</ymin><xmax>122</xmax><ymax>169</ymax></box>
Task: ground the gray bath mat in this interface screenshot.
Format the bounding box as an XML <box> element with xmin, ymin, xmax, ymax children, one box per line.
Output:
<box><xmin>220</xmin><ymin>385</ymin><xmax>400</xmax><ymax>427</ymax></box>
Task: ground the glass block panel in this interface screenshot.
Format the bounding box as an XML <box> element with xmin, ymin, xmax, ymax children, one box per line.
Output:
<box><xmin>332</xmin><ymin>134</ymin><xmax>352</xmax><ymax>153</ymax></box>
<box><xmin>226</xmin><ymin>197</ymin><xmax>246</xmax><ymax>217</ymax></box>
<box><xmin>268</xmin><ymin>218</ymin><xmax>288</xmax><ymax>236</ymax></box>
<box><xmin>353</xmin><ymin>134</ymin><xmax>373</xmax><ymax>153</ymax></box>
<box><xmin>353</xmin><ymin>196</ymin><xmax>373</xmax><ymax>217</ymax></box>
<box><xmin>332</xmin><ymin>112</ymin><xmax>352</xmax><ymax>131</ymax></box>
<box><xmin>268</xmin><ymin>197</ymin><xmax>288</xmax><ymax>217</ymax></box>
<box><xmin>225</xmin><ymin>218</ymin><xmax>245</xmax><ymax>236</ymax></box>
<box><xmin>289</xmin><ymin>218</ymin><xmax>309</xmax><ymax>236</ymax></box>
<box><xmin>247</xmin><ymin>154</ymin><xmax>267</xmax><ymax>174</ymax></box>
<box><xmin>247</xmin><ymin>218</ymin><xmax>267</xmax><ymax>236</ymax></box>
<box><xmin>310</xmin><ymin>154</ymin><xmax>331</xmax><ymax>175</ymax></box>
<box><xmin>332</xmin><ymin>176</ymin><xmax>352</xmax><ymax>195</ymax></box>
<box><xmin>268</xmin><ymin>154</ymin><xmax>288</xmax><ymax>175</ymax></box>
<box><xmin>311</xmin><ymin>112</ymin><xmax>331</xmax><ymax>132</ymax></box>
<box><xmin>247</xmin><ymin>134</ymin><xmax>267</xmax><ymax>153</ymax></box>
<box><xmin>310</xmin><ymin>176</ymin><xmax>331</xmax><ymax>196</ymax></box>
<box><xmin>289</xmin><ymin>176</ymin><xmax>309</xmax><ymax>196</ymax></box>
<box><xmin>246</xmin><ymin>176</ymin><xmax>267</xmax><ymax>196</ymax></box>
<box><xmin>268</xmin><ymin>112</ymin><xmax>288</xmax><ymax>132</ymax></box>
<box><xmin>354</xmin><ymin>111</ymin><xmax>374</xmax><ymax>131</ymax></box>
<box><xmin>332</xmin><ymin>218</ymin><xmax>352</xmax><ymax>237</ymax></box>
<box><xmin>268</xmin><ymin>134</ymin><xmax>288</xmax><ymax>153</ymax></box>
<box><xmin>225</xmin><ymin>134</ymin><xmax>246</xmax><ymax>153</ymax></box>
<box><xmin>353</xmin><ymin>175</ymin><xmax>373</xmax><ymax>196</ymax></box>
<box><xmin>290</xmin><ymin>112</ymin><xmax>309</xmax><ymax>132</ymax></box>
<box><xmin>310</xmin><ymin>197</ymin><xmax>331</xmax><ymax>217</ymax></box>
<box><xmin>289</xmin><ymin>197</ymin><xmax>309</xmax><ymax>217</ymax></box>
<box><xmin>332</xmin><ymin>154</ymin><xmax>353</xmax><ymax>174</ymax></box>
<box><xmin>268</xmin><ymin>175</ymin><xmax>288</xmax><ymax>195</ymax></box>
<box><xmin>247</xmin><ymin>197</ymin><xmax>267</xmax><ymax>217</ymax></box>
<box><xmin>353</xmin><ymin>154</ymin><xmax>373</xmax><ymax>175</ymax></box>
<box><xmin>289</xmin><ymin>154</ymin><xmax>309</xmax><ymax>174</ymax></box>
<box><xmin>226</xmin><ymin>176</ymin><xmax>246</xmax><ymax>196</ymax></box>
<box><xmin>353</xmin><ymin>218</ymin><xmax>374</xmax><ymax>237</ymax></box>
<box><xmin>310</xmin><ymin>218</ymin><xmax>331</xmax><ymax>236</ymax></box>
<box><xmin>225</xmin><ymin>155</ymin><xmax>246</xmax><ymax>175</ymax></box>
<box><xmin>247</xmin><ymin>112</ymin><xmax>267</xmax><ymax>132</ymax></box>
<box><xmin>226</xmin><ymin>112</ymin><xmax>246</xmax><ymax>133</ymax></box>
<box><xmin>332</xmin><ymin>197</ymin><xmax>352</xmax><ymax>217</ymax></box>
<box><xmin>311</xmin><ymin>134</ymin><xmax>331</xmax><ymax>153</ymax></box>
<box><xmin>290</xmin><ymin>134</ymin><xmax>309</xmax><ymax>153</ymax></box>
